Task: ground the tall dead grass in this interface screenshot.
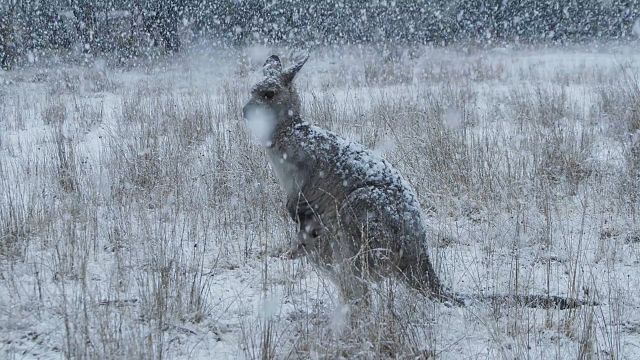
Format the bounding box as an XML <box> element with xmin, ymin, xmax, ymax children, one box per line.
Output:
<box><xmin>0</xmin><ymin>45</ymin><xmax>638</xmax><ymax>359</ymax></box>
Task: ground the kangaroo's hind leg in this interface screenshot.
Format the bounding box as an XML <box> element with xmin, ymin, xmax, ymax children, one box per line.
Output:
<box><xmin>335</xmin><ymin>187</ymin><xmax>410</xmax><ymax>304</ymax></box>
<box><xmin>338</xmin><ymin>186</ymin><xmax>461</xmax><ymax>304</ymax></box>
<box><xmin>283</xmin><ymin>215</ymin><xmax>325</xmax><ymax>259</ymax></box>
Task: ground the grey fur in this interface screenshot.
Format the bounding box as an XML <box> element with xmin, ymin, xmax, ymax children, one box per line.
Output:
<box><xmin>242</xmin><ymin>55</ymin><xmax>595</xmax><ymax>309</ymax></box>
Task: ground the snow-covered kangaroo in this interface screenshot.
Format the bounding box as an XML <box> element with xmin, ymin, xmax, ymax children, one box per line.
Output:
<box><xmin>242</xmin><ymin>54</ymin><xmax>593</xmax><ymax>309</ymax></box>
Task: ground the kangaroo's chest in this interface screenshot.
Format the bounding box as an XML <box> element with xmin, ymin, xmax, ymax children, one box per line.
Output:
<box><xmin>267</xmin><ymin>150</ymin><xmax>303</xmax><ymax>196</ymax></box>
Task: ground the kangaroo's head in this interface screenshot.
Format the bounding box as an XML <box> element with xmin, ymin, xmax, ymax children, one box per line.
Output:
<box><xmin>242</xmin><ymin>54</ymin><xmax>308</xmax><ymax>146</ymax></box>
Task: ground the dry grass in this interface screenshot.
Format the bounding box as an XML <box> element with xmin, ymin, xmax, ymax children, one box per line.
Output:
<box><xmin>0</xmin><ymin>44</ymin><xmax>639</xmax><ymax>359</ymax></box>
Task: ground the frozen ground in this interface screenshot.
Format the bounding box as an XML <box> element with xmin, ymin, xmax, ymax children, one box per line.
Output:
<box><xmin>1</xmin><ymin>43</ymin><xmax>640</xmax><ymax>359</ymax></box>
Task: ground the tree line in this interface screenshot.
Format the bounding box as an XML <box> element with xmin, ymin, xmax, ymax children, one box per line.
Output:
<box><xmin>1</xmin><ymin>0</ymin><xmax>639</xmax><ymax>69</ymax></box>
<box><xmin>0</xmin><ymin>0</ymin><xmax>184</xmax><ymax>69</ymax></box>
<box><xmin>197</xmin><ymin>0</ymin><xmax>640</xmax><ymax>45</ymax></box>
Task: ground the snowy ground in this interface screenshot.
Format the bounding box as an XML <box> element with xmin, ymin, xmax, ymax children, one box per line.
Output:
<box><xmin>1</xmin><ymin>43</ymin><xmax>640</xmax><ymax>359</ymax></box>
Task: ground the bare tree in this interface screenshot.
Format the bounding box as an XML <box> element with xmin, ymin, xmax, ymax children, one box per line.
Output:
<box><xmin>143</xmin><ymin>0</ymin><xmax>181</xmax><ymax>53</ymax></box>
<box><xmin>72</xmin><ymin>0</ymin><xmax>96</xmax><ymax>53</ymax></box>
<box><xmin>0</xmin><ymin>2</ymin><xmax>18</xmax><ymax>70</ymax></box>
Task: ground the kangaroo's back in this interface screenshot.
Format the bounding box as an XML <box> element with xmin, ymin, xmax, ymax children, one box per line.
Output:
<box><xmin>270</xmin><ymin>122</ymin><xmax>421</xmax><ymax>216</ymax></box>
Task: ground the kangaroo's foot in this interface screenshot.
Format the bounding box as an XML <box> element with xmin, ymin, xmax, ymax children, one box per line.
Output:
<box><xmin>280</xmin><ymin>219</ymin><xmax>324</xmax><ymax>259</ymax></box>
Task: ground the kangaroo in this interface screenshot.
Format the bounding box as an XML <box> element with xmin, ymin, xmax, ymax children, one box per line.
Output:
<box><xmin>242</xmin><ymin>54</ymin><xmax>594</xmax><ymax>309</ymax></box>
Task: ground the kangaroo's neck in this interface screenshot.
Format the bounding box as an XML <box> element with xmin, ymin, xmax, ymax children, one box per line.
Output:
<box><xmin>268</xmin><ymin>114</ymin><xmax>304</xmax><ymax>149</ymax></box>
<box><xmin>265</xmin><ymin>117</ymin><xmax>308</xmax><ymax>198</ymax></box>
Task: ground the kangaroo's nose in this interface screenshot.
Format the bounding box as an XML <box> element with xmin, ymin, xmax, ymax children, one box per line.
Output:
<box><xmin>242</xmin><ymin>105</ymin><xmax>247</xmax><ymax>120</ymax></box>
<box><xmin>242</xmin><ymin>103</ymin><xmax>253</xmax><ymax>121</ymax></box>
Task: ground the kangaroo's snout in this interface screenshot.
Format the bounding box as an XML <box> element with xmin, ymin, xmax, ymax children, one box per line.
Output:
<box><xmin>243</xmin><ymin>101</ymin><xmax>270</xmax><ymax>123</ymax></box>
<box><xmin>242</xmin><ymin>103</ymin><xmax>253</xmax><ymax>121</ymax></box>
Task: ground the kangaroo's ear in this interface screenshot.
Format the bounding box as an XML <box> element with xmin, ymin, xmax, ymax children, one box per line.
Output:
<box><xmin>263</xmin><ymin>55</ymin><xmax>282</xmax><ymax>77</ymax></box>
<box><xmin>281</xmin><ymin>55</ymin><xmax>309</xmax><ymax>85</ymax></box>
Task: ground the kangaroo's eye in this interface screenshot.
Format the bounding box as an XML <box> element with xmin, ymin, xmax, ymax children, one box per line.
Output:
<box><xmin>263</xmin><ymin>90</ymin><xmax>276</xmax><ymax>100</ymax></box>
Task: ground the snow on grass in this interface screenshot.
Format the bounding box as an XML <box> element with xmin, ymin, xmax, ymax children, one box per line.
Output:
<box><xmin>1</xmin><ymin>43</ymin><xmax>640</xmax><ymax>359</ymax></box>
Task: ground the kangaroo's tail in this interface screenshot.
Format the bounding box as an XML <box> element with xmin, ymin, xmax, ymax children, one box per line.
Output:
<box><xmin>411</xmin><ymin>252</ymin><xmax>597</xmax><ymax>309</ymax></box>
<box><xmin>446</xmin><ymin>292</ymin><xmax>598</xmax><ymax>309</ymax></box>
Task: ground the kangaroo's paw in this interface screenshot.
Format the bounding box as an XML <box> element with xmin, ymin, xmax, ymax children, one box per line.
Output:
<box><xmin>277</xmin><ymin>242</ymin><xmax>308</xmax><ymax>260</ymax></box>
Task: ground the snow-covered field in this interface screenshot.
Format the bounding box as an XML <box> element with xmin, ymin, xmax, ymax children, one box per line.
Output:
<box><xmin>1</xmin><ymin>44</ymin><xmax>640</xmax><ymax>359</ymax></box>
